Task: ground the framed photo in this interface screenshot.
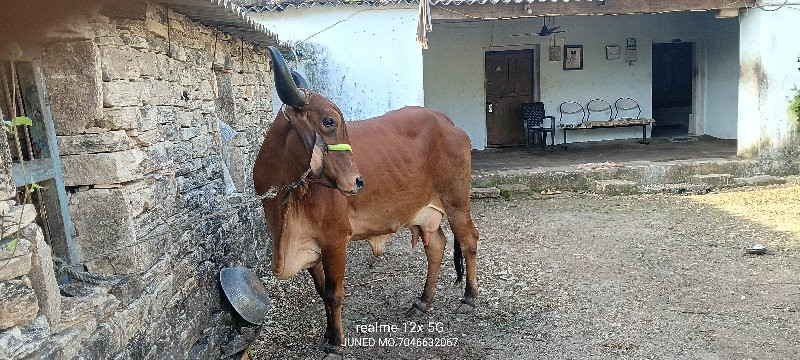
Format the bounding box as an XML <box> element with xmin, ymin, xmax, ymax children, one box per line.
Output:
<box><xmin>626</xmin><ymin>37</ymin><xmax>637</xmax><ymax>49</ymax></box>
<box><xmin>548</xmin><ymin>46</ymin><xmax>562</xmax><ymax>62</ymax></box>
<box><xmin>563</xmin><ymin>45</ymin><xmax>583</xmax><ymax>70</ymax></box>
<box><xmin>606</xmin><ymin>45</ymin><xmax>620</xmax><ymax>60</ymax></box>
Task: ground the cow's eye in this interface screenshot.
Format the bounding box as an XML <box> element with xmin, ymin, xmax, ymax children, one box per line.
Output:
<box><xmin>322</xmin><ymin>117</ymin><xmax>335</xmax><ymax>128</ymax></box>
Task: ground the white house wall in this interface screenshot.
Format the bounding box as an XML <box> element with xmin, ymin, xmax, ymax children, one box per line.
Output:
<box><xmin>424</xmin><ymin>12</ymin><xmax>739</xmax><ymax>149</ymax></box>
<box><xmin>738</xmin><ymin>7</ymin><xmax>800</xmax><ymax>155</ymax></box>
<box><xmin>250</xmin><ymin>5</ymin><xmax>423</xmax><ymax>121</ymax></box>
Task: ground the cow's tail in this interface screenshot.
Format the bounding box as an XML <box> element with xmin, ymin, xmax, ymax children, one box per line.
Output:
<box><xmin>453</xmin><ymin>237</ymin><xmax>464</xmax><ymax>284</ymax></box>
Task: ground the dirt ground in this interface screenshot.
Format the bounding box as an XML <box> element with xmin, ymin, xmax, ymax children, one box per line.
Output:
<box><xmin>251</xmin><ymin>183</ymin><xmax>800</xmax><ymax>359</ymax></box>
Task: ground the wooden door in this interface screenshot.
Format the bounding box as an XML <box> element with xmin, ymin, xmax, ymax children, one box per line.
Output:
<box><xmin>485</xmin><ymin>50</ymin><xmax>534</xmax><ymax>146</ymax></box>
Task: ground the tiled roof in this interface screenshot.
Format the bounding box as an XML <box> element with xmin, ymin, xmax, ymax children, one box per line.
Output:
<box><xmin>155</xmin><ymin>0</ymin><xmax>287</xmax><ymax>48</ymax></box>
<box><xmin>243</xmin><ymin>0</ymin><xmax>598</xmax><ymax>12</ymax></box>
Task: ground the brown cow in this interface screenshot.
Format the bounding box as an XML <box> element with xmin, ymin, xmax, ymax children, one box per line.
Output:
<box><xmin>254</xmin><ymin>47</ymin><xmax>479</xmax><ymax>357</ymax></box>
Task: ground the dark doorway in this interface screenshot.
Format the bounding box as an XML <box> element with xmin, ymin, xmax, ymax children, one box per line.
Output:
<box><xmin>485</xmin><ymin>49</ymin><xmax>534</xmax><ymax>146</ymax></box>
<box><xmin>651</xmin><ymin>42</ymin><xmax>693</xmax><ymax>138</ymax></box>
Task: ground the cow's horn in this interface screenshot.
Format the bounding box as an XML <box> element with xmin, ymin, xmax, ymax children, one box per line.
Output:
<box><xmin>267</xmin><ymin>46</ymin><xmax>306</xmax><ymax>108</ymax></box>
<box><xmin>291</xmin><ymin>70</ymin><xmax>310</xmax><ymax>90</ymax></box>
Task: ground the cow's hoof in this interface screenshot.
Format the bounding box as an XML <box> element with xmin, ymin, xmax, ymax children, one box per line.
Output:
<box><xmin>405</xmin><ymin>299</ymin><xmax>430</xmax><ymax>318</ymax></box>
<box><xmin>453</xmin><ymin>298</ymin><xmax>475</xmax><ymax>314</ymax></box>
<box><xmin>405</xmin><ymin>306</ymin><xmax>426</xmax><ymax>318</ymax></box>
<box><xmin>321</xmin><ymin>343</ymin><xmax>343</xmax><ymax>358</ymax></box>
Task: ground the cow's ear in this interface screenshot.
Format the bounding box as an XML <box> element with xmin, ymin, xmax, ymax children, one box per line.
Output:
<box><xmin>309</xmin><ymin>132</ymin><xmax>325</xmax><ymax>177</ymax></box>
<box><xmin>285</xmin><ymin>107</ymin><xmax>316</xmax><ymax>154</ymax></box>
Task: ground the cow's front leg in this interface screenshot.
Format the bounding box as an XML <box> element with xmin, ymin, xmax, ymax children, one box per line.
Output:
<box><xmin>308</xmin><ymin>262</ymin><xmax>333</xmax><ymax>347</ymax></box>
<box><xmin>406</xmin><ymin>227</ymin><xmax>446</xmax><ymax>317</ymax></box>
<box><xmin>320</xmin><ymin>246</ymin><xmax>347</xmax><ymax>356</ymax></box>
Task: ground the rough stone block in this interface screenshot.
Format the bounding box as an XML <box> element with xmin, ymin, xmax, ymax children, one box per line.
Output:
<box><xmin>127</xmin><ymin>128</ymin><xmax>162</xmax><ymax>147</ymax></box>
<box><xmin>149</xmin><ymin>80</ymin><xmax>185</xmax><ymax>107</ymax></box>
<box><xmin>118</xmin><ymin>21</ymin><xmax>150</xmax><ymax>50</ymax></box>
<box><xmin>0</xmin><ymin>254</ymin><xmax>31</xmax><ymax>282</ymax></box>
<box><xmin>145</xmin><ymin>16</ymin><xmax>168</xmax><ymax>40</ymax></box>
<box><xmin>61</xmin><ymin>149</ymin><xmax>145</xmax><ymax>186</ymax></box>
<box><xmin>690</xmin><ymin>173</ymin><xmax>733</xmax><ymax>188</ymax></box>
<box><xmin>1</xmin><ymin>204</ymin><xmax>38</xmax><ymax>238</ymax></box>
<box><xmin>36</xmin><ymin>318</ymin><xmax>97</xmax><ymax>360</ymax></box>
<box><xmin>0</xmin><ymin>237</ymin><xmax>31</xmax><ymax>260</ymax></box>
<box><xmin>43</xmin><ymin>40</ymin><xmax>103</xmax><ymax>135</ymax></box>
<box><xmin>98</xmin><ymin>107</ymin><xmax>142</xmax><ymax>130</ymax></box>
<box><xmin>0</xmin><ymin>135</ymin><xmax>14</xmax><ymax>201</ymax></box>
<box><xmin>103</xmin><ymin>80</ymin><xmax>149</xmax><ymax>107</ymax></box>
<box><xmin>470</xmin><ymin>187</ymin><xmax>500</xmax><ymax>199</ymax></box>
<box><xmin>100</xmin><ymin>46</ymin><xmax>142</xmax><ymax>81</ymax></box>
<box><xmin>100</xmin><ymin>0</ymin><xmax>147</xmax><ymax>20</ymax></box>
<box><xmin>140</xmin><ymin>141</ymin><xmax>174</xmax><ymax>174</ymax></box>
<box><xmin>57</xmin><ymin>131</ymin><xmax>134</xmax><ymax>155</ymax></box>
<box><xmin>55</xmin><ymin>283</ymin><xmax>119</xmax><ymax>333</ymax></box>
<box><xmin>138</xmin><ymin>51</ymin><xmax>162</xmax><ymax>79</ymax></box>
<box><xmin>592</xmin><ymin>180</ymin><xmax>638</xmax><ymax>195</ymax></box>
<box><xmin>0</xmin><ymin>279</ymin><xmax>39</xmax><ymax>330</ymax></box>
<box><xmin>70</xmin><ymin>183</ymin><xmax>158</xmax><ymax>274</ymax></box>
<box><xmin>23</xmin><ymin>224</ymin><xmax>62</xmax><ymax>327</ymax></box>
<box><xmin>0</xmin><ymin>315</ymin><xmax>50</xmax><ymax>359</ymax></box>
<box><xmin>191</xmin><ymin>135</ymin><xmax>214</xmax><ymax>158</ymax></box>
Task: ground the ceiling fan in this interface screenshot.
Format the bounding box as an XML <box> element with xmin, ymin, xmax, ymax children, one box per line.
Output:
<box><xmin>537</xmin><ymin>16</ymin><xmax>566</xmax><ymax>37</ymax></box>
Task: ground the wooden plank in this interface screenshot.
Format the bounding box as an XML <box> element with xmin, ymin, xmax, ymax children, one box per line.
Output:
<box><xmin>432</xmin><ymin>0</ymin><xmax>755</xmax><ymax>20</ymax></box>
<box><xmin>32</xmin><ymin>59</ymin><xmax>78</xmax><ymax>266</ymax></box>
<box><xmin>11</xmin><ymin>158</ymin><xmax>54</xmax><ymax>187</ymax></box>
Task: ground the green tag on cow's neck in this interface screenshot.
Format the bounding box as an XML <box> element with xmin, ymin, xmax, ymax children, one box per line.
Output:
<box><xmin>327</xmin><ymin>144</ymin><xmax>352</xmax><ymax>151</ymax></box>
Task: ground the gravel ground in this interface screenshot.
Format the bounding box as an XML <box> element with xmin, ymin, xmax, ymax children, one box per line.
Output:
<box><xmin>251</xmin><ymin>184</ymin><xmax>800</xmax><ymax>359</ymax></box>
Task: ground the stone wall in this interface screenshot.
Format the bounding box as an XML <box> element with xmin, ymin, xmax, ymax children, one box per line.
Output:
<box><xmin>1</xmin><ymin>2</ymin><xmax>272</xmax><ymax>358</ymax></box>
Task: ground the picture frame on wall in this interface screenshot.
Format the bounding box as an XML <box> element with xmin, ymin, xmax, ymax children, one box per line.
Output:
<box><xmin>563</xmin><ymin>45</ymin><xmax>583</xmax><ymax>70</ymax></box>
<box><xmin>606</xmin><ymin>45</ymin><xmax>620</xmax><ymax>60</ymax></box>
<box><xmin>549</xmin><ymin>46</ymin><xmax>562</xmax><ymax>61</ymax></box>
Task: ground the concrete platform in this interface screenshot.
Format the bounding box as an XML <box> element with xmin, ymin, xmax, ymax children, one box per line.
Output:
<box><xmin>473</xmin><ymin>136</ymin><xmax>737</xmax><ymax>173</ymax></box>
<box><xmin>468</xmin><ymin>136</ymin><xmax>793</xmax><ymax>197</ymax></box>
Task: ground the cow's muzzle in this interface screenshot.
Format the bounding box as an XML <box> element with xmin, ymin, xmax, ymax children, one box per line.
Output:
<box><xmin>340</xmin><ymin>175</ymin><xmax>365</xmax><ymax>196</ymax></box>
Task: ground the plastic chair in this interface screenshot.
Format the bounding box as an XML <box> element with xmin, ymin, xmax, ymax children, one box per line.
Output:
<box><xmin>522</xmin><ymin>102</ymin><xmax>555</xmax><ymax>152</ymax></box>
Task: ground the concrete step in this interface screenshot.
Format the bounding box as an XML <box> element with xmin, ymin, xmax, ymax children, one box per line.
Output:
<box><xmin>733</xmin><ymin>175</ymin><xmax>787</xmax><ymax>187</ymax></box>
<box><xmin>473</xmin><ymin>158</ymin><xmax>760</xmax><ymax>193</ymax></box>
<box><xmin>689</xmin><ymin>173</ymin><xmax>734</xmax><ymax>188</ymax></box>
<box><xmin>591</xmin><ymin>180</ymin><xmax>638</xmax><ymax>196</ymax></box>
<box><xmin>642</xmin><ymin>183</ymin><xmax>712</xmax><ymax>195</ymax></box>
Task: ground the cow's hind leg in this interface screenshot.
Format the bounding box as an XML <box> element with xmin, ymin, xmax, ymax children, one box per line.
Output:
<box><xmin>448</xmin><ymin>210</ymin><xmax>479</xmax><ymax>313</ymax></box>
<box><xmin>406</xmin><ymin>226</ymin><xmax>446</xmax><ymax>317</ymax></box>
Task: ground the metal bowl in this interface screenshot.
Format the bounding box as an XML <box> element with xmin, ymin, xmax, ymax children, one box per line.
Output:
<box><xmin>220</xmin><ymin>267</ymin><xmax>271</xmax><ymax>325</ymax></box>
<box><xmin>745</xmin><ymin>244</ymin><xmax>767</xmax><ymax>255</ymax></box>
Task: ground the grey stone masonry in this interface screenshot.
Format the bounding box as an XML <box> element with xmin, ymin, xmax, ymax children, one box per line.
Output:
<box><xmin>0</xmin><ymin>279</ymin><xmax>39</xmax><ymax>330</ymax></box>
<box><xmin>42</xmin><ymin>40</ymin><xmax>103</xmax><ymax>136</ymax></box>
<box><xmin>0</xmin><ymin>1</ymin><xmax>273</xmax><ymax>359</ymax></box>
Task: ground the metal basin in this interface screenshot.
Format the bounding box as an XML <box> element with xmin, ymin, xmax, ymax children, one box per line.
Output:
<box><xmin>220</xmin><ymin>267</ymin><xmax>271</xmax><ymax>325</ymax></box>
